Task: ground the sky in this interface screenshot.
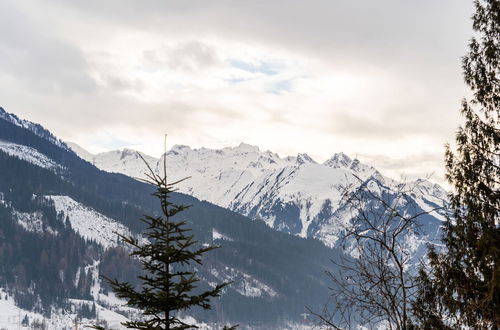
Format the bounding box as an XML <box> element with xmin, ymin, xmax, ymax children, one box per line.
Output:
<box><xmin>0</xmin><ymin>0</ymin><xmax>475</xmax><ymax>185</ymax></box>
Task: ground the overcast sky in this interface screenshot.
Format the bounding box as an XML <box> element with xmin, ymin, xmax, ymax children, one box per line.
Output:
<box><xmin>0</xmin><ymin>0</ymin><xmax>474</xmax><ymax>184</ymax></box>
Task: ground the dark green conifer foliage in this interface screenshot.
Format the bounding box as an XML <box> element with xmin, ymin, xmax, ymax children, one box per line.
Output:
<box><xmin>21</xmin><ymin>314</ymin><xmax>29</xmax><ymax>327</ymax></box>
<box><xmin>414</xmin><ymin>0</ymin><xmax>499</xmax><ymax>328</ymax></box>
<box><xmin>104</xmin><ymin>158</ymin><xmax>229</xmax><ymax>329</ymax></box>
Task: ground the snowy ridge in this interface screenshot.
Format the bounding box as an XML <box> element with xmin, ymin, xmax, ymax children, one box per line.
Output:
<box><xmin>47</xmin><ymin>195</ymin><xmax>132</xmax><ymax>249</ymax></box>
<box><xmin>0</xmin><ymin>140</ymin><xmax>62</xmax><ymax>171</ymax></box>
<box><xmin>69</xmin><ymin>142</ymin><xmax>448</xmax><ymax>248</ymax></box>
<box><xmin>69</xmin><ymin>145</ymin><xmax>158</xmax><ymax>178</ymax></box>
<box><xmin>66</xmin><ymin>141</ymin><xmax>95</xmax><ymax>162</ymax></box>
<box><xmin>0</xmin><ymin>107</ymin><xmax>70</xmax><ymax>152</ymax></box>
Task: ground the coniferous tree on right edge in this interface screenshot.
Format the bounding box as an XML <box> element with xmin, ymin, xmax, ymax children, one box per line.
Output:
<box><xmin>413</xmin><ymin>0</ymin><xmax>499</xmax><ymax>328</ymax></box>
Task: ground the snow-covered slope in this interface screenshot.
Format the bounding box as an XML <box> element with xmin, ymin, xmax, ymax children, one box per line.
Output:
<box><xmin>66</xmin><ymin>141</ymin><xmax>95</xmax><ymax>163</ymax></box>
<box><xmin>0</xmin><ymin>140</ymin><xmax>63</xmax><ymax>171</ymax></box>
<box><xmin>47</xmin><ymin>195</ymin><xmax>133</xmax><ymax>249</ymax></box>
<box><xmin>67</xmin><ymin>144</ymin><xmax>158</xmax><ymax>179</ymax></box>
<box><xmin>69</xmin><ymin>143</ymin><xmax>448</xmax><ymax>247</ymax></box>
<box><xmin>0</xmin><ymin>288</ymin><xmax>130</xmax><ymax>330</ymax></box>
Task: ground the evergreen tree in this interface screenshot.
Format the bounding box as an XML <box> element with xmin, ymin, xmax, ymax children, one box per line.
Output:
<box><xmin>102</xmin><ymin>159</ymin><xmax>230</xmax><ymax>329</ymax></box>
<box><xmin>413</xmin><ymin>0</ymin><xmax>499</xmax><ymax>328</ymax></box>
<box><xmin>21</xmin><ymin>314</ymin><xmax>29</xmax><ymax>327</ymax></box>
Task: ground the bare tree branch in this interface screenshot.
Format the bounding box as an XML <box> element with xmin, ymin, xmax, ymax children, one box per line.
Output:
<box><xmin>313</xmin><ymin>177</ymin><xmax>438</xmax><ymax>329</ymax></box>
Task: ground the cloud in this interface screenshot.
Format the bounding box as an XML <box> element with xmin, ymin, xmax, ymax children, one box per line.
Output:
<box><xmin>143</xmin><ymin>41</ymin><xmax>220</xmax><ymax>72</ymax></box>
<box><xmin>0</xmin><ymin>1</ymin><xmax>97</xmax><ymax>95</ymax></box>
<box><xmin>0</xmin><ymin>0</ymin><xmax>475</xmax><ymax>185</ymax></box>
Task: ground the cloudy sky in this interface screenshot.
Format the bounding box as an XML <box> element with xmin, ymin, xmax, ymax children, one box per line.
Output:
<box><xmin>0</xmin><ymin>0</ymin><xmax>474</xmax><ymax>184</ymax></box>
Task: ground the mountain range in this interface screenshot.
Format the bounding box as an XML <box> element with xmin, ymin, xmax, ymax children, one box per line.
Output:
<box><xmin>67</xmin><ymin>140</ymin><xmax>448</xmax><ymax>249</ymax></box>
<box><xmin>0</xmin><ymin>106</ymin><xmax>447</xmax><ymax>329</ymax></box>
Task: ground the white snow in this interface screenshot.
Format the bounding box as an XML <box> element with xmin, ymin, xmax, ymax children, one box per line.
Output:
<box><xmin>0</xmin><ymin>140</ymin><xmax>62</xmax><ymax>171</ymax></box>
<box><xmin>212</xmin><ymin>229</ymin><xmax>233</xmax><ymax>242</ymax></box>
<box><xmin>210</xmin><ymin>267</ymin><xmax>277</xmax><ymax>298</ymax></box>
<box><xmin>1</xmin><ymin>280</ymin><xmax>206</xmax><ymax>329</ymax></box>
<box><xmin>414</xmin><ymin>196</ymin><xmax>448</xmax><ymax>222</ymax></box>
<box><xmin>13</xmin><ymin>210</ymin><xmax>47</xmax><ymax>234</ymax></box>
<box><xmin>47</xmin><ymin>195</ymin><xmax>131</xmax><ymax>249</ymax></box>
<box><xmin>68</xmin><ymin>143</ymin><xmax>158</xmax><ymax>178</ymax></box>
<box><xmin>66</xmin><ymin>141</ymin><xmax>95</xmax><ymax>163</ymax></box>
<box><xmin>0</xmin><ymin>288</ymin><xmax>129</xmax><ymax>330</ymax></box>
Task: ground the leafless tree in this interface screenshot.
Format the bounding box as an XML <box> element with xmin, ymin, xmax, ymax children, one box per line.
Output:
<box><xmin>310</xmin><ymin>177</ymin><xmax>443</xmax><ymax>329</ymax></box>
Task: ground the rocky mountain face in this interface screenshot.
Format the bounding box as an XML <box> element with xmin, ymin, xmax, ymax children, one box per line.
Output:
<box><xmin>70</xmin><ymin>141</ymin><xmax>448</xmax><ymax>249</ymax></box>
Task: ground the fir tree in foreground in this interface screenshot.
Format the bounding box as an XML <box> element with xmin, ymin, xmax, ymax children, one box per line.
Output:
<box><xmin>413</xmin><ymin>0</ymin><xmax>499</xmax><ymax>328</ymax></box>
<box><xmin>101</xmin><ymin>159</ymin><xmax>231</xmax><ymax>329</ymax></box>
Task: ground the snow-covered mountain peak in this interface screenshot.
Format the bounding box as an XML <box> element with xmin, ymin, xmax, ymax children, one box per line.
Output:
<box><xmin>171</xmin><ymin>144</ymin><xmax>190</xmax><ymax>151</ymax></box>
<box><xmin>324</xmin><ymin>152</ymin><xmax>352</xmax><ymax>168</ymax></box>
<box><xmin>160</xmin><ymin>143</ymin><xmax>292</xmax><ymax>175</ymax></box>
<box><xmin>66</xmin><ymin>142</ymin><xmax>94</xmax><ymax>162</ymax></box>
<box><xmin>323</xmin><ymin>152</ymin><xmax>377</xmax><ymax>179</ymax></box>
<box><xmin>99</xmin><ymin>148</ymin><xmax>148</xmax><ymax>160</ymax></box>
<box><xmin>120</xmin><ymin>148</ymin><xmax>147</xmax><ymax>160</ymax></box>
<box><xmin>122</xmin><ymin>147</ymin><xmax>138</xmax><ymax>154</ymax></box>
<box><xmin>296</xmin><ymin>153</ymin><xmax>316</xmax><ymax>165</ymax></box>
<box><xmin>234</xmin><ymin>142</ymin><xmax>260</xmax><ymax>153</ymax></box>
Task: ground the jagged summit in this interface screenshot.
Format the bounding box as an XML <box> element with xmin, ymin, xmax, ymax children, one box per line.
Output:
<box><xmin>296</xmin><ymin>153</ymin><xmax>316</xmax><ymax>165</ymax></box>
<box><xmin>169</xmin><ymin>143</ymin><xmax>262</xmax><ymax>158</ymax></box>
<box><xmin>323</xmin><ymin>152</ymin><xmax>377</xmax><ymax>178</ymax></box>
<box><xmin>171</xmin><ymin>144</ymin><xmax>190</xmax><ymax>151</ymax></box>
<box><xmin>235</xmin><ymin>142</ymin><xmax>260</xmax><ymax>153</ymax></box>
<box><xmin>324</xmin><ymin>152</ymin><xmax>352</xmax><ymax>168</ymax></box>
